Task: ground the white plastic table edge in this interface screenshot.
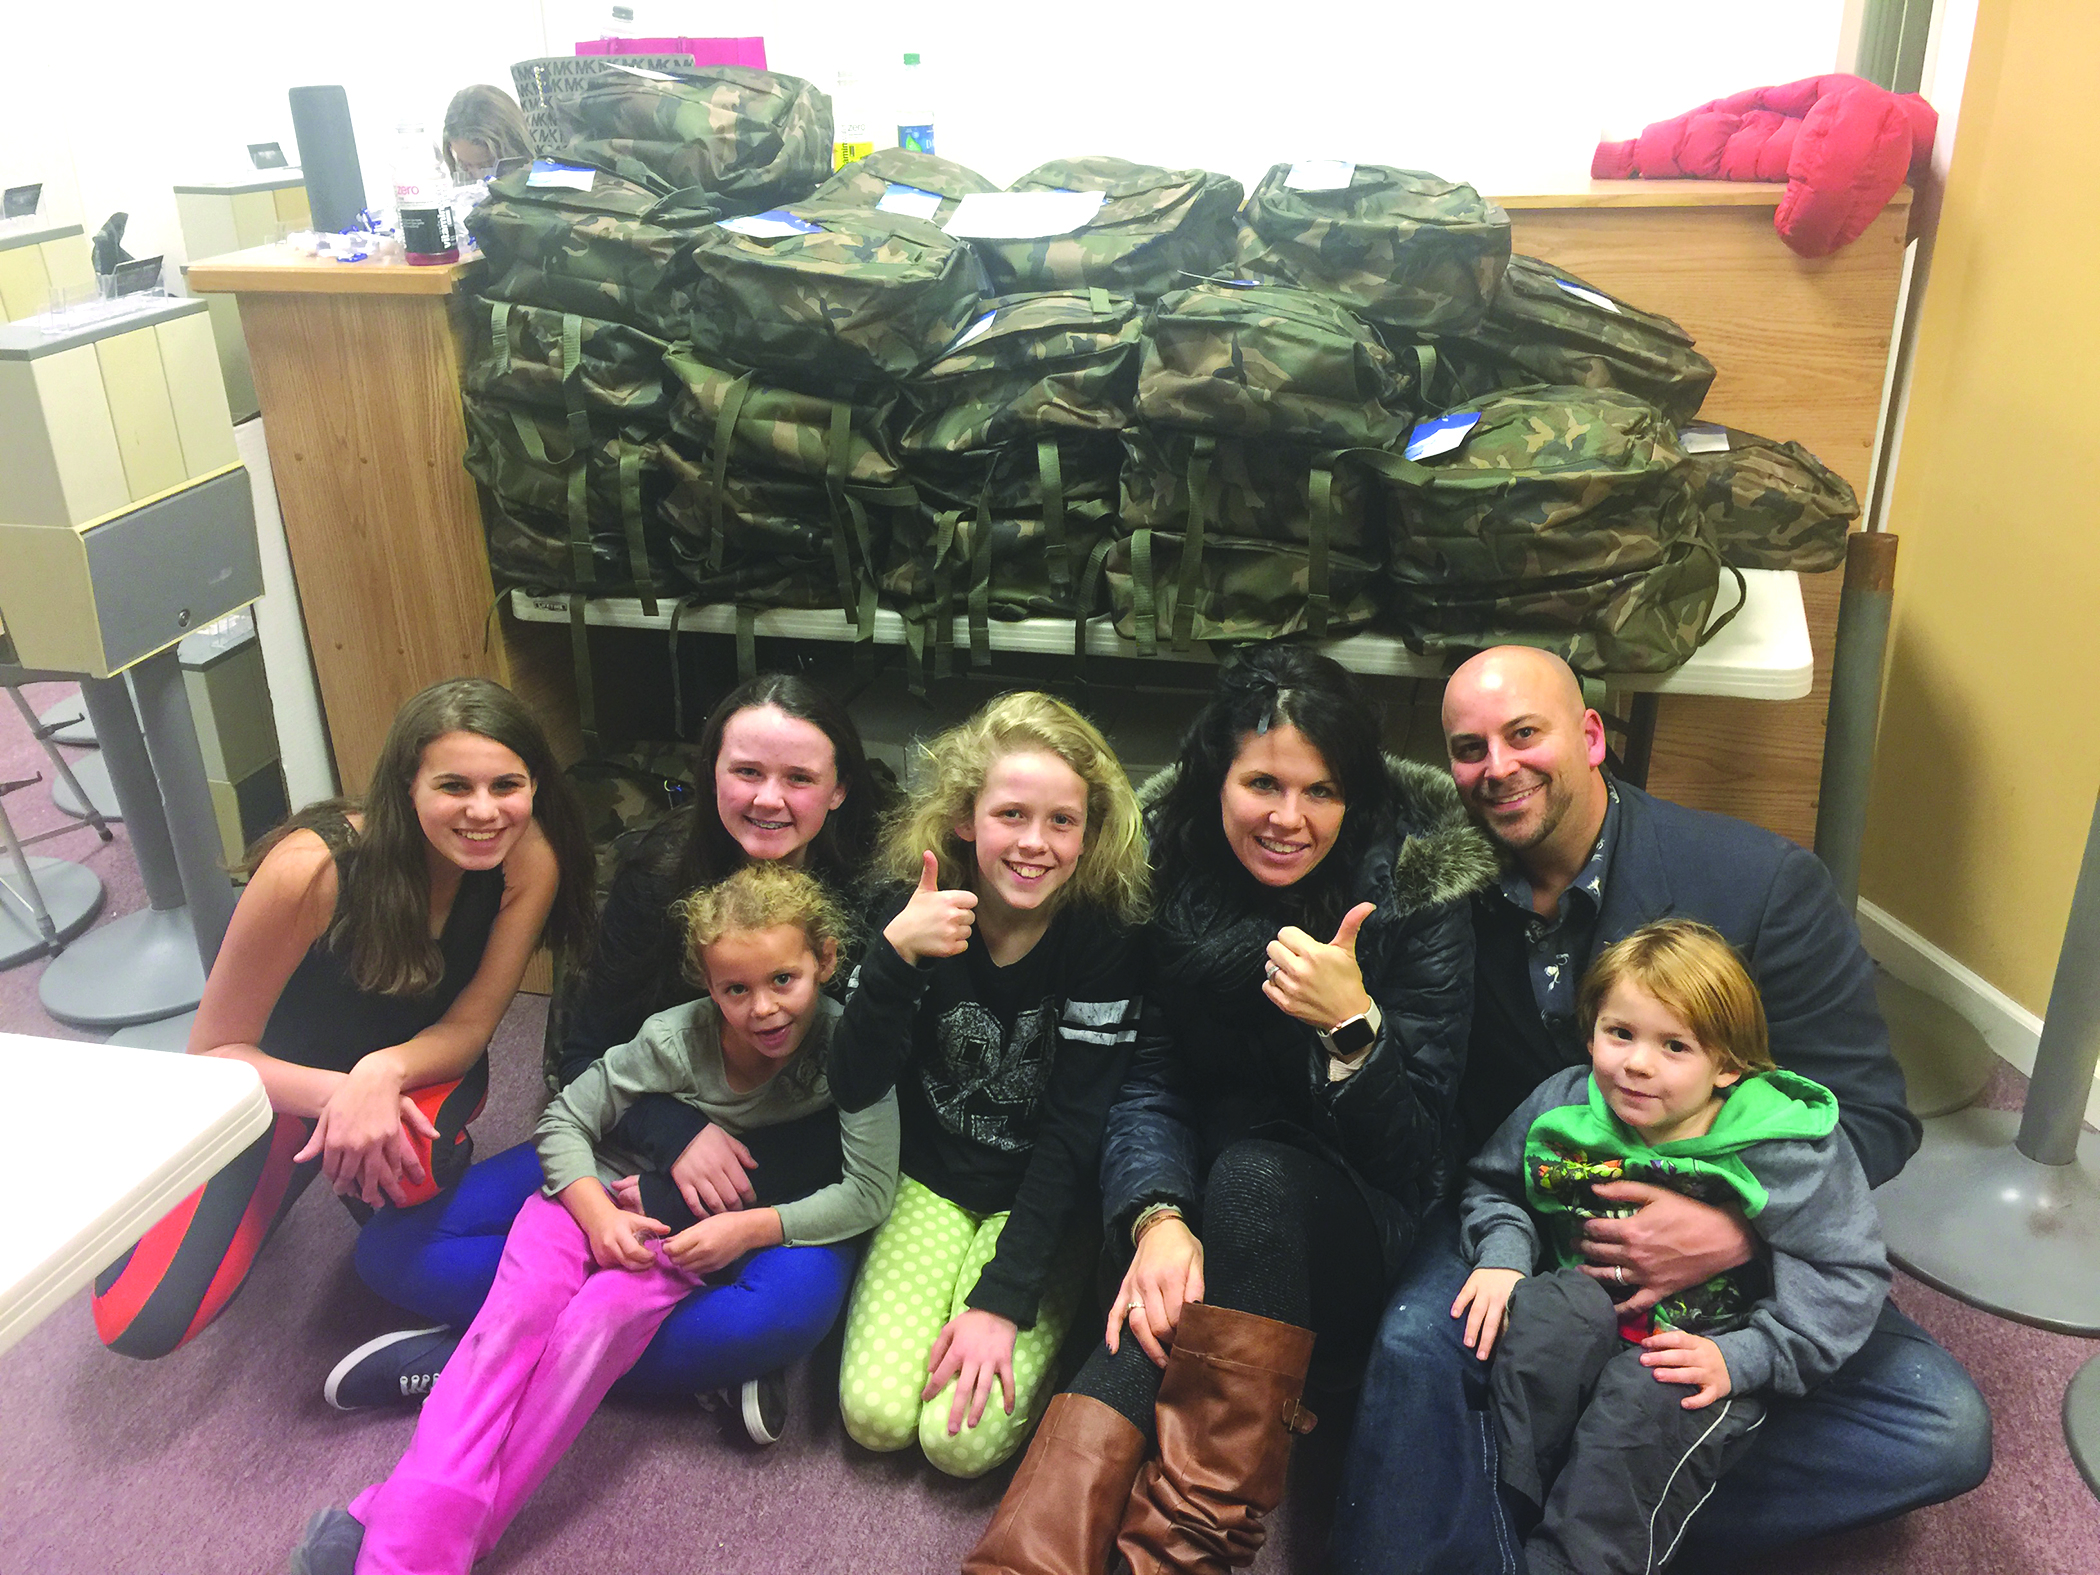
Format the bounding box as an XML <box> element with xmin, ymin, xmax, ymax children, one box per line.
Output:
<box><xmin>510</xmin><ymin>568</ymin><xmax>1812</xmax><ymax>702</ymax></box>
<box><xmin>0</xmin><ymin>1035</ymin><xmax>271</xmax><ymax>1358</ymax></box>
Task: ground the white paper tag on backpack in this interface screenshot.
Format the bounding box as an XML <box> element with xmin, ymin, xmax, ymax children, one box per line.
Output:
<box><xmin>1555</xmin><ymin>279</ymin><xmax>1622</xmax><ymax>313</ymax></box>
<box><xmin>944</xmin><ymin>190</ymin><xmax>1106</xmax><ymax>238</ymax></box>
<box><xmin>1404</xmin><ymin>411</ymin><xmax>1482</xmax><ymax>462</ymax></box>
<box><xmin>877</xmin><ymin>183</ymin><xmax>945</xmax><ymax>222</ymax></box>
<box><xmin>718</xmin><ymin>210</ymin><xmax>822</xmax><ymax>238</ymax></box>
<box><xmin>607</xmin><ymin>63</ymin><xmax>679</xmax><ymax>81</ymax></box>
<box><xmin>1678</xmin><ymin>423</ymin><xmax>1731</xmax><ymax>454</ymax></box>
<box><xmin>1286</xmin><ymin>160</ymin><xmax>1356</xmax><ymax>192</ymax></box>
<box><xmin>527</xmin><ymin>160</ymin><xmax>597</xmax><ymax>191</ymax></box>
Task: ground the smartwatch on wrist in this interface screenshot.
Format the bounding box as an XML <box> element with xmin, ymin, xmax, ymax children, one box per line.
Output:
<box><xmin>1319</xmin><ymin>1000</ymin><xmax>1382</xmax><ymax>1059</ymax></box>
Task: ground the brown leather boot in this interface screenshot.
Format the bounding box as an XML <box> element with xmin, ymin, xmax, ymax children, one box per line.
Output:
<box><xmin>1113</xmin><ymin>1303</ymin><xmax>1318</xmax><ymax>1574</ymax></box>
<box><xmin>961</xmin><ymin>1392</ymin><xmax>1149</xmax><ymax>1575</ymax></box>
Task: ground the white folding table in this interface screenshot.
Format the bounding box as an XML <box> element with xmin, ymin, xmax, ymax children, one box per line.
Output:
<box><xmin>0</xmin><ymin>1034</ymin><xmax>271</xmax><ymax>1357</ymax></box>
<box><xmin>512</xmin><ymin>568</ymin><xmax>1814</xmax><ymax>785</ymax></box>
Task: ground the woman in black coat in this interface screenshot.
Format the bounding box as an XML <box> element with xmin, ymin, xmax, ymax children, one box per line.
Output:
<box><xmin>961</xmin><ymin>645</ymin><xmax>1495</xmax><ymax>1575</ymax></box>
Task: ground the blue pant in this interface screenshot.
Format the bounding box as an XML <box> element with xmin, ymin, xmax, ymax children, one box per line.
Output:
<box><xmin>354</xmin><ymin>1143</ymin><xmax>857</xmax><ymax>1398</ymax></box>
<box><xmin>1326</xmin><ymin>1211</ymin><xmax>1993</xmax><ymax>1573</ymax></box>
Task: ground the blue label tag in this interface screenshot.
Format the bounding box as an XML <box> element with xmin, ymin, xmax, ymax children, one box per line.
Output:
<box><xmin>718</xmin><ymin>209</ymin><xmax>823</xmax><ymax>238</ymax></box>
<box><xmin>876</xmin><ymin>183</ymin><xmax>945</xmax><ymax>221</ymax></box>
<box><xmin>526</xmin><ymin>160</ymin><xmax>598</xmax><ymax>191</ymax></box>
<box><xmin>1404</xmin><ymin>411</ymin><xmax>1482</xmax><ymax>462</ymax></box>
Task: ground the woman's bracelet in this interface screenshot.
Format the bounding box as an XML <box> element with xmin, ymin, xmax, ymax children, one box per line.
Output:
<box><xmin>1130</xmin><ymin>1202</ymin><xmax>1186</xmax><ymax>1248</ymax></box>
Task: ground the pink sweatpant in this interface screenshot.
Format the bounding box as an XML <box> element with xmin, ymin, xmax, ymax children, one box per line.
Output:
<box><xmin>350</xmin><ymin>1191</ymin><xmax>701</xmax><ymax>1574</ymax></box>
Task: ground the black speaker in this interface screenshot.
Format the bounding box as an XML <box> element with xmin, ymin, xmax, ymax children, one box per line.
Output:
<box><xmin>288</xmin><ymin>85</ymin><xmax>366</xmax><ymax>233</ymax></box>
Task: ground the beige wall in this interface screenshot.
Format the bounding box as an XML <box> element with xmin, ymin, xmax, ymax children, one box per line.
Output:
<box><xmin>1860</xmin><ymin>0</ymin><xmax>2100</xmax><ymax>1012</ymax></box>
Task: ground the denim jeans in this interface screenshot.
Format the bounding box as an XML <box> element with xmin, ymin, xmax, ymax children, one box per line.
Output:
<box><xmin>1326</xmin><ymin>1211</ymin><xmax>1993</xmax><ymax>1573</ymax></box>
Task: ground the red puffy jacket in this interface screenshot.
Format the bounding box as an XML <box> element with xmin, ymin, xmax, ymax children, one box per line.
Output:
<box><xmin>1592</xmin><ymin>74</ymin><xmax>1936</xmax><ymax>258</ymax></box>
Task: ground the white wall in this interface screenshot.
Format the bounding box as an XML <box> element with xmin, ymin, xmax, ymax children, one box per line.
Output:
<box><xmin>7</xmin><ymin>0</ymin><xmax>1854</xmax><ymax>273</ymax></box>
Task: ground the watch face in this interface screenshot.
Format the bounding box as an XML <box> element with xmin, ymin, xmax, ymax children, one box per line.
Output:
<box><xmin>1328</xmin><ymin>1016</ymin><xmax>1376</xmax><ymax>1057</ymax></box>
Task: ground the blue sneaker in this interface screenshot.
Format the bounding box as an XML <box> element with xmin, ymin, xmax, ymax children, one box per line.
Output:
<box><xmin>289</xmin><ymin>1507</ymin><xmax>363</xmax><ymax>1575</ymax></box>
<box><xmin>324</xmin><ymin>1326</ymin><xmax>459</xmax><ymax>1410</ymax></box>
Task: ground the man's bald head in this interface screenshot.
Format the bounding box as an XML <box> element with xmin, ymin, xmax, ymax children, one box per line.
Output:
<box><xmin>1441</xmin><ymin>646</ymin><xmax>1588</xmax><ymax>739</ymax></box>
<box><xmin>1442</xmin><ymin>646</ymin><xmax>1610</xmax><ymax>871</ymax></box>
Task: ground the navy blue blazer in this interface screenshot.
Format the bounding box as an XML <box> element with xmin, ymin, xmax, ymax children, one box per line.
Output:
<box><xmin>1461</xmin><ymin>779</ymin><xmax>1920</xmax><ymax>1188</ymax></box>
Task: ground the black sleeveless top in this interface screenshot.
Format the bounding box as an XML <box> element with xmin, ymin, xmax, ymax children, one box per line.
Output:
<box><xmin>258</xmin><ymin>811</ymin><xmax>507</xmax><ymax>1074</ymax></box>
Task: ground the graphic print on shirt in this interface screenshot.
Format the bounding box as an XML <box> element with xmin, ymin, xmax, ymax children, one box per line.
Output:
<box><xmin>919</xmin><ymin>1000</ymin><xmax>1056</xmax><ymax>1153</ymax></box>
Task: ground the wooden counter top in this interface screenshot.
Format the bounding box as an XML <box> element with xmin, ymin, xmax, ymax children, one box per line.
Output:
<box><xmin>1492</xmin><ymin>180</ymin><xmax>1912</xmax><ymax>214</ymax></box>
<box><xmin>185</xmin><ymin>244</ymin><xmax>483</xmax><ymax>296</ymax></box>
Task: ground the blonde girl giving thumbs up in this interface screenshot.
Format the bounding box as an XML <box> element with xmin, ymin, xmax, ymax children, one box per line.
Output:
<box><xmin>827</xmin><ymin>692</ymin><xmax>1150</xmax><ymax>1479</ymax></box>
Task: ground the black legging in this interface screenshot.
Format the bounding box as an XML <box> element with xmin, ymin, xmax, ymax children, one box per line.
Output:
<box><xmin>1071</xmin><ymin>1137</ymin><xmax>1387</xmax><ymax>1434</ymax></box>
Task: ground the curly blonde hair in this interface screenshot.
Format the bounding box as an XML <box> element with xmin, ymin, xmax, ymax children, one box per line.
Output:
<box><xmin>673</xmin><ymin>862</ymin><xmax>852</xmax><ymax>986</ymax></box>
<box><xmin>880</xmin><ymin>691</ymin><xmax>1149</xmax><ymax>925</ymax></box>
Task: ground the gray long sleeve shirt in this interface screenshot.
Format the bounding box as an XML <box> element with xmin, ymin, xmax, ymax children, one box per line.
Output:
<box><xmin>535</xmin><ymin>995</ymin><xmax>899</xmax><ymax>1247</ymax></box>
<box><xmin>1458</xmin><ymin>1067</ymin><xmax>1890</xmax><ymax>1399</ymax></box>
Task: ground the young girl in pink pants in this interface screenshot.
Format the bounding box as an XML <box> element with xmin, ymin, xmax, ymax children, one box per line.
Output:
<box><xmin>291</xmin><ymin>863</ymin><xmax>900</xmax><ymax>1575</ymax></box>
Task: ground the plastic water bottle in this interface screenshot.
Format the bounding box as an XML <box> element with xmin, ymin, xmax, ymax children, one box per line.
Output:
<box><xmin>392</xmin><ymin>122</ymin><xmax>459</xmax><ymax>265</ymax></box>
<box><xmin>896</xmin><ymin>52</ymin><xmax>934</xmax><ymax>155</ymax></box>
<box><xmin>833</xmin><ymin>71</ymin><xmax>874</xmax><ymax>171</ymax></box>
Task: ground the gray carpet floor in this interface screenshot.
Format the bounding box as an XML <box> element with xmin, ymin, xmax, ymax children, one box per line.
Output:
<box><xmin>0</xmin><ymin>680</ymin><xmax>2094</xmax><ymax>1574</ymax></box>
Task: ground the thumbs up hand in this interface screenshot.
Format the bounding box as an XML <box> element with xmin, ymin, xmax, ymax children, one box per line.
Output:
<box><xmin>885</xmin><ymin>849</ymin><xmax>978</xmax><ymax>965</ymax></box>
<box><xmin>1264</xmin><ymin>901</ymin><xmax>1378</xmax><ymax>1038</ymax></box>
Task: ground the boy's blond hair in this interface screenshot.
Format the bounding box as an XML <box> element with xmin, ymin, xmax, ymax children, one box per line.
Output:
<box><xmin>673</xmin><ymin>862</ymin><xmax>851</xmax><ymax>985</ymax></box>
<box><xmin>880</xmin><ymin>691</ymin><xmax>1149</xmax><ymax>926</ymax></box>
<box><xmin>1577</xmin><ymin>919</ymin><xmax>1775</xmax><ymax>1078</ymax></box>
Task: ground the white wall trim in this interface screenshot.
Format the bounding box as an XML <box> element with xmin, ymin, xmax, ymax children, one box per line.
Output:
<box><xmin>1855</xmin><ymin>898</ymin><xmax>2100</xmax><ymax>1125</ymax></box>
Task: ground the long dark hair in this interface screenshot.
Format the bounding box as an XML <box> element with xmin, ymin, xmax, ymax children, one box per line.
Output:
<box><xmin>1151</xmin><ymin>646</ymin><xmax>1391</xmax><ymax>931</ymax></box>
<box><xmin>670</xmin><ymin>673</ymin><xmax>889</xmax><ymax>898</ymax></box>
<box><xmin>248</xmin><ymin>677</ymin><xmax>595</xmax><ymax>995</ymax></box>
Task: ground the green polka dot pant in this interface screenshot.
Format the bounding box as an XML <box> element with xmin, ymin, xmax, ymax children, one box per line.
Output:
<box><xmin>837</xmin><ymin>1174</ymin><xmax>1085</xmax><ymax>1478</ymax></box>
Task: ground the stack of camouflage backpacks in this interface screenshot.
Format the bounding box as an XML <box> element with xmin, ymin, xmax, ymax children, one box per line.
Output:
<box><xmin>968</xmin><ymin>157</ymin><xmax>1243</xmax><ymax>302</ymax></box>
<box><xmin>1375</xmin><ymin>387</ymin><xmax>1741</xmax><ymax>673</ymax></box>
<box><xmin>1236</xmin><ymin>163</ymin><xmax>1512</xmax><ymax>336</ymax></box>
<box><xmin>660</xmin><ymin>204</ymin><xmax>988</xmax><ymax>655</ymax></box>
<box><xmin>1425</xmin><ymin>255</ymin><xmax>1716</xmax><ymax>421</ymax></box>
<box><xmin>555</xmin><ymin>65</ymin><xmax>833</xmax><ymax>215</ymax></box>
<box><xmin>463</xmin><ymin>155</ymin><xmax>733</xmax><ymax>619</ymax></box>
<box><xmin>887</xmin><ymin>287</ymin><xmax>1143</xmax><ymax>683</ymax></box>
<box><xmin>1109</xmin><ymin>280</ymin><xmax>1413</xmax><ymax>650</ymax></box>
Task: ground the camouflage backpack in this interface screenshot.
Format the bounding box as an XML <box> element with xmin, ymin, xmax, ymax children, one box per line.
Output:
<box><xmin>1115</xmin><ymin>428</ymin><xmax>1384</xmax><ymax>648</ymax></box>
<box><xmin>1678</xmin><ymin>425</ymin><xmax>1859</xmax><ymax>572</ymax></box>
<box><xmin>970</xmin><ymin>157</ymin><xmax>1242</xmax><ymax>303</ymax></box>
<box><xmin>899</xmin><ymin>287</ymin><xmax>1139</xmax><ymax>523</ymax></box>
<box><xmin>656</xmin><ymin>448</ymin><xmax>904</xmax><ymax>667</ymax></box>
<box><xmin>1429</xmin><ymin>255</ymin><xmax>1716</xmax><ymax>423</ymax></box>
<box><xmin>664</xmin><ymin>347</ymin><xmax>903</xmax><ymax>488</ymax></box>
<box><xmin>1236</xmin><ymin>164</ymin><xmax>1511</xmax><ymax>336</ymax></box>
<box><xmin>1138</xmin><ymin>280</ymin><xmax>1413</xmax><ymax>450</ymax></box>
<box><xmin>469</xmin><ymin>162</ymin><xmax>722</xmax><ymax>340</ymax></box>
<box><xmin>556</xmin><ymin>66</ymin><xmax>832</xmax><ymax>213</ymax></box>
<box><xmin>812</xmin><ymin>148</ymin><xmax>1000</xmax><ymax>224</ymax></box>
<box><xmin>1377</xmin><ymin>388</ymin><xmax>1737</xmax><ymax>672</ymax></box>
<box><xmin>463</xmin><ymin>399</ymin><xmax>671</xmax><ymax>609</ymax></box>
<box><xmin>681</xmin><ymin>204</ymin><xmax>989</xmax><ymax>397</ymax></box>
<box><xmin>882</xmin><ymin>503</ymin><xmax>1117</xmax><ymax>688</ymax></box>
<box><xmin>464</xmin><ymin>301</ymin><xmax>673</xmax><ymax>422</ymax></box>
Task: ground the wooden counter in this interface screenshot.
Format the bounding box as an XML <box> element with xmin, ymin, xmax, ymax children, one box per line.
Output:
<box><xmin>1495</xmin><ymin>181</ymin><xmax>1913</xmax><ymax>846</ymax></box>
<box><xmin>184</xmin><ymin>246</ymin><xmax>576</xmax><ymax>792</ymax></box>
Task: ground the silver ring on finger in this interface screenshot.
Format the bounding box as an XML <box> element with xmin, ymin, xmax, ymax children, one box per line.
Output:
<box><xmin>1265</xmin><ymin>961</ymin><xmax>1279</xmax><ymax>981</ymax></box>
<box><xmin>1129</xmin><ymin>1300</ymin><xmax>1146</xmax><ymax>1313</ymax></box>
<box><xmin>1613</xmin><ymin>1265</ymin><xmax>1624</xmax><ymax>1284</ymax></box>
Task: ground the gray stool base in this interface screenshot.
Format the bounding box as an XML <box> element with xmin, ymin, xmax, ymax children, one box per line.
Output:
<box><xmin>50</xmin><ymin>752</ymin><xmax>122</xmax><ymax>823</ymax></box>
<box><xmin>37</xmin><ymin>695</ymin><xmax>94</xmax><ymax>748</ymax></box>
<box><xmin>38</xmin><ymin>904</ymin><xmax>205</xmax><ymax>1027</ymax></box>
<box><xmin>1878</xmin><ymin>968</ymin><xmax>1997</xmax><ymax>1118</ymax></box>
<box><xmin>0</xmin><ymin>857</ymin><xmax>104</xmax><ymax>968</ymax></box>
<box><xmin>106</xmin><ymin>1008</ymin><xmax>199</xmax><ymax>1052</ymax></box>
<box><xmin>2068</xmin><ymin>1354</ymin><xmax>2100</xmax><ymax>1499</ymax></box>
<box><xmin>1876</xmin><ymin>1106</ymin><xmax>2100</xmax><ymax>1335</ymax></box>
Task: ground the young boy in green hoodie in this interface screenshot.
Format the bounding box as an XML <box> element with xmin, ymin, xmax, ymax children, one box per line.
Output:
<box><xmin>1452</xmin><ymin>919</ymin><xmax>1891</xmax><ymax>1575</ymax></box>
